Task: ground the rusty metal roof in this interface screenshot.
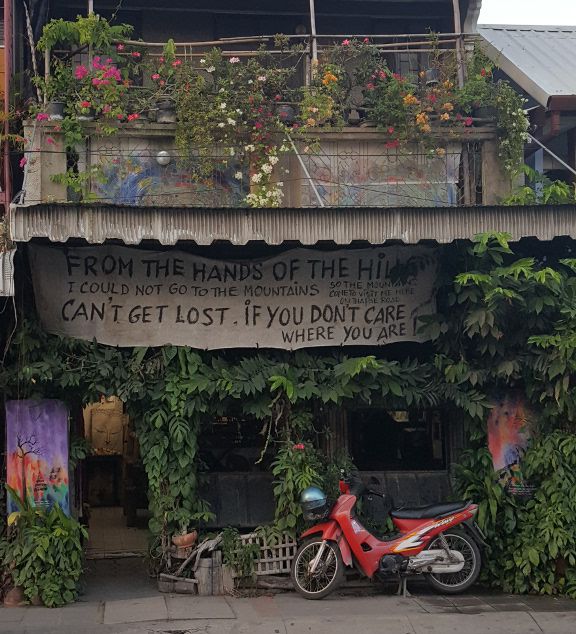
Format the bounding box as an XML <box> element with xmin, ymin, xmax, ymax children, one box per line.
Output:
<box><xmin>10</xmin><ymin>203</ymin><xmax>576</xmax><ymax>245</ymax></box>
<box><xmin>478</xmin><ymin>25</ymin><xmax>576</xmax><ymax>107</ymax></box>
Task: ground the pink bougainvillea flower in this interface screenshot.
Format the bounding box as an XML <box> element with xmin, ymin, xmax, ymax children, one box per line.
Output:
<box><xmin>36</xmin><ymin>113</ymin><xmax>49</xmax><ymax>121</ymax></box>
<box><xmin>254</xmin><ymin>121</ymin><xmax>263</xmax><ymax>129</ymax></box>
<box><xmin>387</xmin><ymin>126</ymin><xmax>395</xmax><ymax>134</ymax></box>
<box><xmin>464</xmin><ymin>116</ymin><xmax>473</xmax><ymax>127</ymax></box>
<box><xmin>363</xmin><ymin>37</ymin><xmax>370</xmax><ymax>43</ymax></box>
<box><xmin>102</xmin><ymin>104</ymin><xmax>112</xmax><ymax>113</ymax></box>
<box><xmin>74</xmin><ymin>65</ymin><xmax>88</xmax><ymax>80</ymax></box>
<box><xmin>131</xmin><ymin>51</ymin><xmax>141</xmax><ymax>58</ymax></box>
<box><xmin>292</xmin><ymin>443</ymin><xmax>305</xmax><ymax>450</ymax></box>
<box><xmin>92</xmin><ymin>78</ymin><xmax>101</xmax><ymax>87</ymax></box>
<box><xmin>342</xmin><ymin>39</ymin><xmax>350</xmax><ymax>45</ymax></box>
<box><xmin>80</xmin><ymin>100</ymin><xmax>91</xmax><ymax>108</ymax></box>
<box><xmin>151</xmin><ymin>73</ymin><xmax>161</xmax><ymax>80</ymax></box>
<box><xmin>385</xmin><ymin>139</ymin><xmax>400</xmax><ymax>149</ymax></box>
<box><xmin>274</xmin><ymin>94</ymin><xmax>281</xmax><ymax>101</ymax></box>
<box><xmin>392</xmin><ymin>73</ymin><xmax>403</xmax><ymax>80</ymax></box>
<box><xmin>172</xmin><ymin>59</ymin><xmax>182</xmax><ymax>67</ymax></box>
<box><xmin>366</xmin><ymin>82</ymin><xmax>374</xmax><ymax>90</ymax></box>
<box><xmin>117</xmin><ymin>114</ymin><xmax>125</xmax><ymax>120</ymax></box>
<box><xmin>229</xmin><ymin>57</ymin><xmax>240</xmax><ymax>63</ymax></box>
<box><xmin>19</xmin><ymin>156</ymin><xmax>27</xmax><ymax>168</ymax></box>
<box><xmin>159</xmin><ymin>79</ymin><xmax>166</xmax><ymax>86</ymax></box>
<box><xmin>116</xmin><ymin>43</ymin><xmax>125</xmax><ymax>51</ymax></box>
<box><xmin>159</xmin><ymin>57</ymin><xmax>165</xmax><ymax>63</ymax></box>
<box><xmin>126</xmin><ymin>113</ymin><xmax>140</xmax><ymax>121</ymax></box>
<box><xmin>46</xmin><ymin>136</ymin><xmax>55</xmax><ymax>145</ymax></box>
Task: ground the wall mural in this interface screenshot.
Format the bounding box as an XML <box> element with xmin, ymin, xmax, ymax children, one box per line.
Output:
<box><xmin>6</xmin><ymin>400</ymin><xmax>70</xmax><ymax>514</ymax></box>
<box><xmin>487</xmin><ymin>392</ymin><xmax>534</xmax><ymax>497</ymax></box>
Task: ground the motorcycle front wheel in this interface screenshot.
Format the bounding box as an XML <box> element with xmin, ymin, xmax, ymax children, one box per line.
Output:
<box><xmin>425</xmin><ymin>529</ymin><xmax>481</xmax><ymax>594</ymax></box>
<box><xmin>291</xmin><ymin>538</ymin><xmax>344</xmax><ymax>599</ymax></box>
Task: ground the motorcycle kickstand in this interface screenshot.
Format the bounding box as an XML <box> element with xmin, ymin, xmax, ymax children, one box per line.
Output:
<box><xmin>396</xmin><ymin>576</ymin><xmax>411</xmax><ymax>598</ymax></box>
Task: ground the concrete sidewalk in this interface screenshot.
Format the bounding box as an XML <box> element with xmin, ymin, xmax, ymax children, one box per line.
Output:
<box><xmin>3</xmin><ymin>559</ymin><xmax>576</xmax><ymax>634</ymax></box>
<box><xmin>3</xmin><ymin>588</ymin><xmax>576</xmax><ymax>634</ymax></box>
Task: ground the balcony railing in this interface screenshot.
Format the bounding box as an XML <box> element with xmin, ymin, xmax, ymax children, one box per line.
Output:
<box><xmin>20</xmin><ymin>27</ymin><xmax>513</xmax><ymax>208</ymax></box>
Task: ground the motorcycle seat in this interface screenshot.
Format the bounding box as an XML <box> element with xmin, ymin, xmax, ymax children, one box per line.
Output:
<box><xmin>390</xmin><ymin>501</ymin><xmax>468</xmax><ymax>520</ymax></box>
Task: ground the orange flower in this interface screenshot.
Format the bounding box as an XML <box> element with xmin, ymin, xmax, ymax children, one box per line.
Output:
<box><xmin>436</xmin><ymin>147</ymin><xmax>446</xmax><ymax>157</ymax></box>
<box><xmin>443</xmin><ymin>80</ymin><xmax>454</xmax><ymax>89</ymax></box>
<box><xmin>322</xmin><ymin>72</ymin><xmax>338</xmax><ymax>86</ymax></box>
<box><xmin>440</xmin><ymin>112</ymin><xmax>450</xmax><ymax>121</ymax></box>
<box><xmin>416</xmin><ymin>112</ymin><xmax>429</xmax><ymax>125</ymax></box>
<box><xmin>306</xmin><ymin>117</ymin><xmax>317</xmax><ymax>126</ymax></box>
<box><xmin>403</xmin><ymin>93</ymin><xmax>420</xmax><ymax>106</ymax></box>
<box><xmin>420</xmin><ymin>123</ymin><xmax>432</xmax><ymax>133</ymax></box>
<box><xmin>441</xmin><ymin>102</ymin><xmax>454</xmax><ymax>112</ymax></box>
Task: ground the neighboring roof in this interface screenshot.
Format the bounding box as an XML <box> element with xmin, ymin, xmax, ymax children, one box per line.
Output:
<box><xmin>10</xmin><ymin>204</ymin><xmax>576</xmax><ymax>245</ymax></box>
<box><xmin>477</xmin><ymin>24</ymin><xmax>576</xmax><ymax>108</ymax></box>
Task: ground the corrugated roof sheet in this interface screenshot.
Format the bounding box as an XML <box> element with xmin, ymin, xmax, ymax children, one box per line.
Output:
<box><xmin>477</xmin><ymin>25</ymin><xmax>576</xmax><ymax>107</ymax></box>
<box><xmin>10</xmin><ymin>203</ymin><xmax>576</xmax><ymax>245</ymax></box>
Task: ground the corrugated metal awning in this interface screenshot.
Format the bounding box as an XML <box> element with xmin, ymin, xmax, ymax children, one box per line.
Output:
<box><xmin>10</xmin><ymin>203</ymin><xmax>576</xmax><ymax>245</ymax></box>
<box><xmin>478</xmin><ymin>25</ymin><xmax>576</xmax><ymax>108</ymax></box>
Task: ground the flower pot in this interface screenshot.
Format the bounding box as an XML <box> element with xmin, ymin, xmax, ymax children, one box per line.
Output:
<box><xmin>473</xmin><ymin>105</ymin><xmax>497</xmax><ymax>123</ymax></box>
<box><xmin>424</xmin><ymin>69</ymin><xmax>440</xmax><ymax>86</ymax></box>
<box><xmin>156</xmin><ymin>98</ymin><xmax>176</xmax><ymax>124</ymax></box>
<box><xmin>276</xmin><ymin>104</ymin><xmax>295</xmax><ymax>125</ymax></box>
<box><xmin>172</xmin><ymin>529</ymin><xmax>198</xmax><ymax>548</ymax></box>
<box><xmin>46</xmin><ymin>100</ymin><xmax>65</xmax><ymax>120</ymax></box>
<box><xmin>76</xmin><ymin>108</ymin><xmax>96</xmax><ymax>122</ymax></box>
<box><xmin>4</xmin><ymin>586</ymin><xmax>26</xmax><ymax>607</ymax></box>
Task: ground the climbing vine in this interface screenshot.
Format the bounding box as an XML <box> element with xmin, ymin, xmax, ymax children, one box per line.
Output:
<box><xmin>4</xmin><ymin>233</ymin><xmax>576</xmax><ymax>596</ymax></box>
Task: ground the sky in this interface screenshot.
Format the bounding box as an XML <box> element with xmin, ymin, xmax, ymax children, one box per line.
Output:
<box><xmin>478</xmin><ymin>0</ymin><xmax>576</xmax><ymax>25</ymax></box>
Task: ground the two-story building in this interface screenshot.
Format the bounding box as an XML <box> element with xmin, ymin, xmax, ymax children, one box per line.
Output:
<box><xmin>4</xmin><ymin>0</ymin><xmax>576</xmax><ymax>555</ymax></box>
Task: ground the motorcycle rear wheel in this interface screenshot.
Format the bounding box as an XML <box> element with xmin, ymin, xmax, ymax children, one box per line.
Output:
<box><xmin>291</xmin><ymin>538</ymin><xmax>344</xmax><ymax>599</ymax></box>
<box><xmin>425</xmin><ymin>529</ymin><xmax>481</xmax><ymax>594</ymax></box>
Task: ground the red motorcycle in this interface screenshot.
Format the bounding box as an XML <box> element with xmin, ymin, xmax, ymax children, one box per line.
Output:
<box><xmin>291</xmin><ymin>470</ymin><xmax>485</xmax><ymax>599</ymax></box>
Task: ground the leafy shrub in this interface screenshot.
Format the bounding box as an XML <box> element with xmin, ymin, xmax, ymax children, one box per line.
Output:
<box><xmin>0</xmin><ymin>491</ymin><xmax>87</xmax><ymax>607</ymax></box>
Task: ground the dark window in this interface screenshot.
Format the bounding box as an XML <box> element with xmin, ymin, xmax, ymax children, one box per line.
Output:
<box><xmin>348</xmin><ymin>408</ymin><xmax>445</xmax><ymax>471</ymax></box>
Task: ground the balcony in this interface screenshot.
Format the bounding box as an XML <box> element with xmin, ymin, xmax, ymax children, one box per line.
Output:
<box><xmin>15</xmin><ymin>18</ymin><xmax>522</xmax><ymax>213</ymax></box>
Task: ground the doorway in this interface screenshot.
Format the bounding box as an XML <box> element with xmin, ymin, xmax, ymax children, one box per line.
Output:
<box><xmin>82</xmin><ymin>396</ymin><xmax>148</xmax><ymax>558</ymax></box>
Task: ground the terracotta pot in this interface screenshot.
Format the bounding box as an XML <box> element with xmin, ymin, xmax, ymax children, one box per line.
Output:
<box><xmin>4</xmin><ymin>586</ymin><xmax>26</xmax><ymax>607</ymax></box>
<box><xmin>172</xmin><ymin>530</ymin><xmax>198</xmax><ymax>548</ymax></box>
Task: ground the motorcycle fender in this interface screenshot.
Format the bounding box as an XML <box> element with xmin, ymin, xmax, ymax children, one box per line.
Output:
<box><xmin>300</xmin><ymin>522</ymin><xmax>353</xmax><ymax>567</ymax></box>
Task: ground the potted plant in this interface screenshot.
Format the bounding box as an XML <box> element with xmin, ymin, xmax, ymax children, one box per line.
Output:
<box><xmin>33</xmin><ymin>61</ymin><xmax>75</xmax><ymax>120</ymax></box>
<box><xmin>0</xmin><ymin>489</ymin><xmax>87</xmax><ymax>608</ymax></box>
<box><xmin>149</xmin><ymin>39</ymin><xmax>180</xmax><ymax>123</ymax></box>
<box><xmin>456</xmin><ymin>52</ymin><xmax>496</xmax><ymax>120</ymax></box>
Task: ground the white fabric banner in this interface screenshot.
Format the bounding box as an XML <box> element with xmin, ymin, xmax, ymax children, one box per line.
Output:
<box><xmin>29</xmin><ymin>245</ymin><xmax>437</xmax><ymax>350</ymax></box>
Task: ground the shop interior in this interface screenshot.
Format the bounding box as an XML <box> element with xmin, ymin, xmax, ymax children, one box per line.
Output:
<box><xmin>81</xmin><ymin>397</ymin><xmax>148</xmax><ymax>558</ymax></box>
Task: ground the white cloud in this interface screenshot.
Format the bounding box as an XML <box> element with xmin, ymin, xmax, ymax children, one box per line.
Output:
<box><xmin>479</xmin><ymin>0</ymin><xmax>576</xmax><ymax>25</ymax></box>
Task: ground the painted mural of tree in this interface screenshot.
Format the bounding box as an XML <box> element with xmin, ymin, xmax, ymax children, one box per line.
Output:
<box><xmin>16</xmin><ymin>433</ymin><xmax>43</xmax><ymax>501</ymax></box>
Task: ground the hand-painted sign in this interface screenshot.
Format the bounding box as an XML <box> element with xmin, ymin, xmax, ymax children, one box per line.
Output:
<box><xmin>29</xmin><ymin>245</ymin><xmax>437</xmax><ymax>350</ymax></box>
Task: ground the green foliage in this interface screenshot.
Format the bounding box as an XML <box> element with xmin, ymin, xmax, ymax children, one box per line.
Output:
<box><xmin>69</xmin><ymin>436</ymin><xmax>93</xmax><ymax>470</ymax></box>
<box><xmin>503</xmin><ymin>165</ymin><xmax>576</xmax><ymax>206</ymax></box>
<box><xmin>456</xmin><ymin>433</ymin><xmax>576</xmax><ymax>597</ymax></box>
<box><xmin>38</xmin><ymin>14</ymin><xmax>132</xmax><ymax>51</ymax></box>
<box><xmin>220</xmin><ymin>527</ymin><xmax>259</xmax><ymax>578</ymax></box>
<box><xmin>271</xmin><ymin>440</ymin><xmax>323</xmax><ymax>534</ymax></box>
<box><xmin>0</xmin><ymin>490</ymin><xmax>87</xmax><ymax>607</ymax></box>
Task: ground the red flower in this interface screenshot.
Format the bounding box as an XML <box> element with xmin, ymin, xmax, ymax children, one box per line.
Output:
<box><xmin>131</xmin><ymin>51</ymin><xmax>141</xmax><ymax>58</ymax></box>
<box><xmin>464</xmin><ymin>116</ymin><xmax>474</xmax><ymax>127</ymax></box>
<box><xmin>19</xmin><ymin>156</ymin><xmax>27</xmax><ymax>168</ymax></box>
<box><xmin>292</xmin><ymin>443</ymin><xmax>305</xmax><ymax>451</ymax></box>
<box><xmin>172</xmin><ymin>59</ymin><xmax>182</xmax><ymax>67</ymax></box>
<box><xmin>254</xmin><ymin>122</ymin><xmax>263</xmax><ymax>129</ymax></box>
<box><xmin>387</xmin><ymin>126</ymin><xmax>395</xmax><ymax>134</ymax></box>
<box><xmin>385</xmin><ymin>139</ymin><xmax>400</xmax><ymax>149</ymax></box>
<box><xmin>366</xmin><ymin>82</ymin><xmax>374</xmax><ymax>90</ymax></box>
<box><xmin>392</xmin><ymin>73</ymin><xmax>403</xmax><ymax>81</ymax></box>
<box><xmin>480</xmin><ymin>68</ymin><xmax>487</xmax><ymax>77</ymax></box>
<box><xmin>36</xmin><ymin>113</ymin><xmax>49</xmax><ymax>121</ymax></box>
<box><xmin>127</xmin><ymin>113</ymin><xmax>140</xmax><ymax>121</ymax></box>
<box><xmin>363</xmin><ymin>38</ymin><xmax>369</xmax><ymax>43</ymax></box>
<box><xmin>427</xmin><ymin>94</ymin><xmax>437</xmax><ymax>103</ymax></box>
<box><xmin>342</xmin><ymin>39</ymin><xmax>350</xmax><ymax>46</ymax></box>
<box><xmin>116</xmin><ymin>44</ymin><xmax>125</xmax><ymax>52</ymax></box>
<box><xmin>80</xmin><ymin>100</ymin><xmax>91</xmax><ymax>108</ymax></box>
<box><xmin>274</xmin><ymin>94</ymin><xmax>281</xmax><ymax>101</ymax></box>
